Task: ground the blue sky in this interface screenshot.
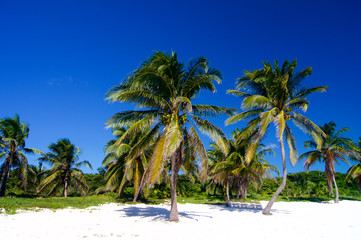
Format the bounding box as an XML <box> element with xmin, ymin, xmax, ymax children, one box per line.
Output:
<box><xmin>1</xmin><ymin>0</ymin><xmax>360</xmax><ymax>174</ymax></box>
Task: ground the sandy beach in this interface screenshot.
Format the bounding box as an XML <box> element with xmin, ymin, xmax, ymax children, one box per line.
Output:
<box><xmin>1</xmin><ymin>200</ymin><xmax>360</xmax><ymax>240</ymax></box>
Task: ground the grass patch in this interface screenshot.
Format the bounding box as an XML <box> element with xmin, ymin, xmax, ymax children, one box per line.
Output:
<box><xmin>0</xmin><ymin>195</ymin><xmax>118</xmax><ymax>214</ymax></box>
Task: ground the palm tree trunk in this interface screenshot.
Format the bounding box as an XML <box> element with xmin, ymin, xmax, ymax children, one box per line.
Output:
<box><xmin>332</xmin><ymin>173</ymin><xmax>339</xmax><ymax>203</ymax></box>
<box><xmin>236</xmin><ymin>179</ymin><xmax>241</xmax><ymax>200</ymax></box>
<box><xmin>262</xmin><ymin>137</ymin><xmax>287</xmax><ymax>215</ymax></box>
<box><xmin>0</xmin><ymin>158</ymin><xmax>11</xmax><ymax>197</ymax></box>
<box><xmin>63</xmin><ymin>179</ymin><xmax>68</xmax><ymax>197</ymax></box>
<box><xmin>169</xmin><ymin>149</ymin><xmax>181</xmax><ymax>222</ymax></box>
<box><xmin>226</xmin><ymin>178</ymin><xmax>230</xmax><ymax>202</ymax></box>
<box><xmin>358</xmin><ymin>175</ymin><xmax>361</xmax><ymax>194</ymax></box>
<box><xmin>241</xmin><ymin>180</ymin><xmax>248</xmax><ymax>199</ymax></box>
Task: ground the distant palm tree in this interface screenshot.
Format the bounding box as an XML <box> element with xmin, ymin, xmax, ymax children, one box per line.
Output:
<box><xmin>102</xmin><ymin>125</ymin><xmax>154</xmax><ymax>201</ymax></box>
<box><xmin>209</xmin><ymin>129</ymin><xmax>278</xmax><ymax>201</ymax></box>
<box><xmin>27</xmin><ymin>162</ymin><xmax>46</xmax><ymax>193</ymax></box>
<box><xmin>300</xmin><ymin>122</ymin><xmax>358</xmax><ymax>202</ymax></box>
<box><xmin>208</xmin><ymin>141</ymin><xmax>233</xmax><ymax>202</ymax></box>
<box><xmin>0</xmin><ymin>114</ymin><xmax>43</xmax><ymax>196</ymax></box>
<box><xmin>345</xmin><ymin>138</ymin><xmax>361</xmax><ymax>194</ymax></box>
<box><xmin>38</xmin><ymin>139</ymin><xmax>92</xmax><ymax>197</ymax></box>
<box><xmin>106</xmin><ymin>51</ymin><xmax>235</xmax><ymax>221</ymax></box>
<box><xmin>226</xmin><ymin>60</ymin><xmax>327</xmax><ymax>214</ymax></box>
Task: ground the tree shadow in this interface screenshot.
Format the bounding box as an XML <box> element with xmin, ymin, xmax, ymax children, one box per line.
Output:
<box><xmin>209</xmin><ymin>204</ymin><xmax>291</xmax><ymax>215</ymax></box>
<box><xmin>210</xmin><ymin>205</ymin><xmax>263</xmax><ymax>214</ymax></box>
<box><xmin>116</xmin><ymin>205</ymin><xmax>213</xmax><ymax>221</ymax></box>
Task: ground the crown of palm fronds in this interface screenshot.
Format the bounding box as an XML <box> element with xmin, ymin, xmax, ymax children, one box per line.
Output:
<box><xmin>106</xmin><ymin>51</ymin><xmax>236</xmax><ymax>196</ymax></box>
<box><xmin>226</xmin><ymin>60</ymin><xmax>328</xmax><ymax>165</ymax></box>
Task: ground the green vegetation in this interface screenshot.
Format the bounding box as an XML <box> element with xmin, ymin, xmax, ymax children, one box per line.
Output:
<box><xmin>37</xmin><ymin>139</ymin><xmax>93</xmax><ymax>197</ymax></box>
<box><xmin>225</xmin><ymin>59</ymin><xmax>327</xmax><ymax>215</ymax></box>
<box><xmin>208</xmin><ymin>128</ymin><xmax>278</xmax><ymax>202</ymax></box>
<box><xmin>0</xmin><ymin>195</ymin><xmax>117</xmax><ymax>214</ymax></box>
<box><xmin>1</xmin><ymin>52</ymin><xmax>361</xmax><ymax>220</ymax></box>
<box><xmin>105</xmin><ymin>51</ymin><xmax>234</xmax><ymax>221</ymax></box>
<box><xmin>300</xmin><ymin>121</ymin><xmax>358</xmax><ymax>203</ymax></box>
<box><xmin>0</xmin><ymin>114</ymin><xmax>44</xmax><ymax>196</ymax></box>
<box><xmin>345</xmin><ymin>137</ymin><xmax>361</xmax><ymax>193</ymax></box>
<box><xmin>2</xmin><ymin>171</ymin><xmax>360</xmax><ymax>214</ymax></box>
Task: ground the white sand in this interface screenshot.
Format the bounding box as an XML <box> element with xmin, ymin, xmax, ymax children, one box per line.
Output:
<box><xmin>1</xmin><ymin>200</ymin><xmax>360</xmax><ymax>240</ymax></box>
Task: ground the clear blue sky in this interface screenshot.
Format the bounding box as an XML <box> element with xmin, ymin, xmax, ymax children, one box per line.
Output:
<box><xmin>1</xmin><ymin>0</ymin><xmax>360</xmax><ymax>174</ymax></box>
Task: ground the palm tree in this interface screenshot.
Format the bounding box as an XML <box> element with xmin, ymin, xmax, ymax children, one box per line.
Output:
<box><xmin>27</xmin><ymin>162</ymin><xmax>46</xmax><ymax>193</ymax></box>
<box><xmin>38</xmin><ymin>138</ymin><xmax>92</xmax><ymax>197</ymax></box>
<box><xmin>300</xmin><ymin>122</ymin><xmax>358</xmax><ymax>202</ymax></box>
<box><xmin>106</xmin><ymin>51</ymin><xmax>235</xmax><ymax>221</ymax></box>
<box><xmin>102</xmin><ymin>125</ymin><xmax>153</xmax><ymax>201</ymax></box>
<box><xmin>0</xmin><ymin>114</ymin><xmax>43</xmax><ymax>196</ymax></box>
<box><xmin>345</xmin><ymin>137</ymin><xmax>361</xmax><ymax>194</ymax></box>
<box><xmin>208</xmin><ymin>141</ymin><xmax>234</xmax><ymax>202</ymax></box>
<box><xmin>226</xmin><ymin>60</ymin><xmax>327</xmax><ymax>214</ymax></box>
<box><xmin>235</xmin><ymin>144</ymin><xmax>278</xmax><ymax>200</ymax></box>
<box><xmin>209</xmin><ymin>129</ymin><xmax>278</xmax><ymax>201</ymax></box>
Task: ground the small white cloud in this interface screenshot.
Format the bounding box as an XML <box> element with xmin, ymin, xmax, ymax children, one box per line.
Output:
<box><xmin>48</xmin><ymin>76</ymin><xmax>73</xmax><ymax>86</ymax></box>
<box><xmin>266</xmin><ymin>143</ymin><xmax>278</xmax><ymax>149</ymax></box>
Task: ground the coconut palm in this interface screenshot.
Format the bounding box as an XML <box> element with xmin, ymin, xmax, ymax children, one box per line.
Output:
<box><xmin>38</xmin><ymin>138</ymin><xmax>92</xmax><ymax>197</ymax></box>
<box><xmin>226</xmin><ymin>60</ymin><xmax>327</xmax><ymax>214</ymax></box>
<box><xmin>300</xmin><ymin>122</ymin><xmax>358</xmax><ymax>202</ymax></box>
<box><xmin>27</xmin><ymin>162</ymin><xmax>46</xmax><ymax>193</ymax></box>
<box><xmin>106</xmin><ymin>51</ymin><xmax>235</xmax><ymax>221</ymax></box>
<box><xmin>102</xmin><ymin>125</ymin><xmax>154</xmax><ymax>201</ymax></box>
<box><xmin>208</xmin><ymin>141</ymin><xmax>233</xmax><ymax>202</ymax></box>
<box><xmin>345</xmin><ymin>137</ymin><xmax>361</xmax><ymax>194</ymax></box>
<box><xmin>209</xmin><ymin>129</ymin><xmax>278</xmax><ymax>201</ymax></box>
<box><xmin>0</xmin><ymin>114</ymin><xmax>43</xmax><ymax>196</ymax></box>
<box><xmin>235</xmin><ymin>144</ymin><xmax>278</xmax><ymax>199</ymax></box>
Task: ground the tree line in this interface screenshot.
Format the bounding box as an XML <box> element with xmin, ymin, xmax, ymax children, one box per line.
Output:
<box><xmin>1</xmin><ymin>51</ymin><xmax>361</xmax><ymax>222</ymax></box>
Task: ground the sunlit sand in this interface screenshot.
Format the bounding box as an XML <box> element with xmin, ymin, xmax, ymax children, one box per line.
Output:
<box><xmin>1</xmin><ymin>200</ymin><xmax>360</xmax><ymax>240</ymax></box>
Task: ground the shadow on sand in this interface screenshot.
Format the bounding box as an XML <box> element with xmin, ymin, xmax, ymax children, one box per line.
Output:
<box><xmin>116</xmin><ymin>205</ymin><xmax>213</xmax><ymax>221</ymax></box>
<box><xmin>209</xmin><ymin>204</ymin><xmax>291</xmax><ymax>215</ymax></box>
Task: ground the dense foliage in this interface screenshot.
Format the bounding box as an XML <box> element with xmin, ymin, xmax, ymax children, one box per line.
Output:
<box><xmin>4</xmin><ymin>170</ymin><xmax>360</xmax><ymax>201</ymax></box>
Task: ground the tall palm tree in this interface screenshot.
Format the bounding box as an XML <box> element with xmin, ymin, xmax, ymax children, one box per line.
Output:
<box><xmin>106</xmin><ymin>51</ymin><xmax>235</xmax><ymax>221</ymax></box>
<box><xmin>226</xmin><ymin>60</ymin><xmax>327</xmax><ymax>214</ymax></box>
<box><xmin>0</xmin><ymin>114</ymin><xmax>43</xmax><ymax>196</ymax></box>
<box><xmin>300</xmin><ymin>122</ymin><xmax>358</xmax><ymax>202</ymax></box>
<box><xmin>38</xmin><ymin>139</ymin><xmax>92</xmax><ymax>197</ymax></box>
<box><xmin>345</xmin><ymin>137</ymin><xmax>361</xmax><ymax>194</ymax></box>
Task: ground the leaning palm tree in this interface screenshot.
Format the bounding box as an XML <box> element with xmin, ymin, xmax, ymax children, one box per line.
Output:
<box><xmin>38</xmin><ymin>139</ymin><xmax>92</xmax><ymax>197</ymax></box>
<box><xmin>226</xmin><ymin>60</ymin><xmax>327</xmax><ymax>215</ymax></box>
<box><xmin>345</xmin><ymin>137</ymin><xmax>361</xmax><ymax>194</ymax></box>
<box><xmin>0</xmin><ymin>114</ymin><xmax>43</xmax><ymax>196</ymax></box>
<box><xmin>300</xmin><ymin>122</ymin><xmax>358</xmax><ymax>202</ymax></box>
<box><xmin>106</xmin><ymin>51</ymin><xmax>235</xmax><ymax>221</ymax></box>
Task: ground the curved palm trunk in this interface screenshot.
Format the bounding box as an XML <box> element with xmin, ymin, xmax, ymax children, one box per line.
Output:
<box><xmin>169</xmin><ymin>148</ymin><xmax>182</xmax><ymax>222</ymax></box>
<box><xmin>0</xmin><ymin>157</ymin><xmax>12</xmax><ymax>197</ymax></box>
<box><xmin>332</xmin><ymin>173</ymin><xmax>339</xmax><ymax>203</ymax></box>
<box><xmin>358</xmin><ymin>175</ymin><xmax>361</xmax><ymax>194</ymax></box>
<box><xmin>262</xmin><ymin>137</ymin><xmax>287</xmax><ymax>215</ymax></box>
